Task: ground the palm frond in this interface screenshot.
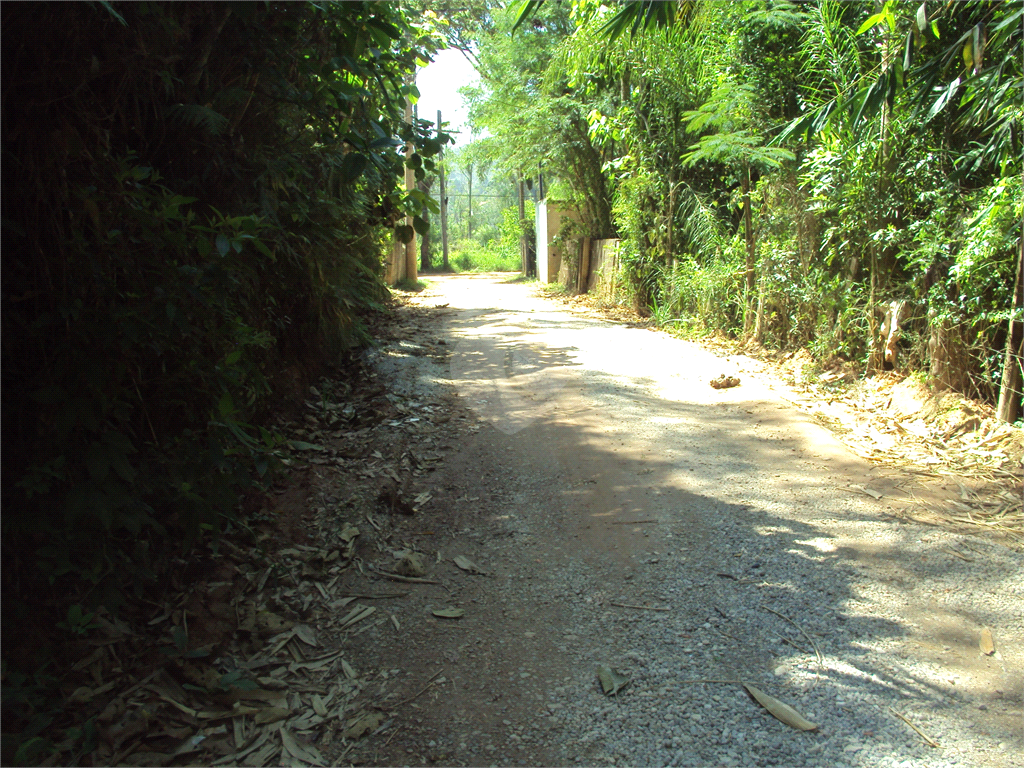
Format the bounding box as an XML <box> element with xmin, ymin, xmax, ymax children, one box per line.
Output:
<box><xmin>168</xmin><ymin>103</ymin><xmax>229</xmax><ymax>136</ymax></box>
<box><xmin>509</xmin><ymin>0</ymin><xmax>546</xmax><ymax>34</ymax></box>
<box><xmin>675</xmin><ymin>182</ymin><xmax>723</xmax><ymax>259</ymax></box>
<box><xmin>600</xmin><ymin>1</ymin><xmax>698</xmax><ymax>43</ymax></box>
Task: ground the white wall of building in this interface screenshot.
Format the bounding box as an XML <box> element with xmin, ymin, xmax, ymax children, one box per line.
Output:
<box><xmin>535</xmin><ymin>200</ymin><xmax>580</xmax><ymax>283</ymax></box>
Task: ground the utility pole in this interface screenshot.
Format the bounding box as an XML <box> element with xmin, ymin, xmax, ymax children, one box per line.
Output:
<box><xmin>403</xmin><ymin>76</ymin><xmax>417</xmax><ymax>282</ymax></box>
<box><xmin>415</xmin><ymin>104</ymin><xmax>431</xmax><ymax>273</ymax></box>
<box><xmin>438</xmin><ymin>109</ymin><xmax>449</xmax><ymax>271</ymax></box>
<box><xmin>467</xmin><ymin>164</ymin><xmax>473</xmax><ymax>240</ymax></box>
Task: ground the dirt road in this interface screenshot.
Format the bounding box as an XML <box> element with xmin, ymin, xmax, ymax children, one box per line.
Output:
<box><xmin>336</xmin><ymin>273</ymin><xmax>1022</xmax><ymax>768</ymax></box>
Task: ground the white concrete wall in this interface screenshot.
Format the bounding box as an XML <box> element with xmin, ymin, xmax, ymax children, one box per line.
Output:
<box><xmin>535</xmin><ymin>200</ymin><xmax>580</xmax><ymax>283</ymax></box>
<box><xmin>535</xmin><ymin>200</ymin><xmax>549</xmax><ymax>282</ymax></box>
<box><xmin>536</xmin><ymin>200</ymin><xmax>565</xmax><ymax>284</ymax></box>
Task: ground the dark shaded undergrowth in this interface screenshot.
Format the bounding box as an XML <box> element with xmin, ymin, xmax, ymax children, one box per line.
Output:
<box><xmin>1</xmin><ymin>3</ymin><xmax>448</xmax><ymax>762</ymax></box>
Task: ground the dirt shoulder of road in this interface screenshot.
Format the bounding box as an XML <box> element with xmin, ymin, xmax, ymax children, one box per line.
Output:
<box><xmin>543</xmin><ymin>283</ymin><xmax>1024</xmax><ymax>550</ymax></box>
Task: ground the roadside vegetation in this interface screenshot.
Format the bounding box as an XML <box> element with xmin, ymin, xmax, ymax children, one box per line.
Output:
<box><xmin>457</xmin><ymin>0</ymin><xmax>1022</xmax><ymax>422</ymax></box>
<box><xmin>418</xmin><ymin>134</ymin><xmax>538</xmax><ymax>273</ymax></box>
<box><xmin>447</xmin><ymin>201</ymin><xmax>536</xmax><ymax>271</ymax></box>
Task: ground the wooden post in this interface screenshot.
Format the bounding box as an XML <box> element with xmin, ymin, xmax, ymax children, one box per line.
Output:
<box><xmin>577</xmin><ymin>237</ymin><xmax>592</xmax><ymax>294</ymax></box>
<box><xmin>438</xmin><ymin>110</ymin><xmax>449</xmax><ymax>271</ymax></box>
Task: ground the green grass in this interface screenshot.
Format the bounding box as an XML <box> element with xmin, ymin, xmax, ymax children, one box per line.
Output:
<box><xmin>502</xmin><ymin>273</ymin><xmax>535</xmax><ymax>284</ymax></box>
<box><xmin>450</xmin><ymin>238</ymin><xmax>521</xmax><ymax>273</ymax></box>
<box><xmin>394</xmin><ymin>277</ymin><xmax>430</xmax><ymax>292</ymax></box>
<box><xmin>539</xmin><ymin>282</ymin><xmax>570</xmax><ymax>296</ymax></box>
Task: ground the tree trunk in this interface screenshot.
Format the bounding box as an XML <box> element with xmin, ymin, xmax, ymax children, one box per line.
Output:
<box><xmin>753</xmin><ymin>250</ymin><xmax>770</xmax><ymax>344</ymax></box>
<box><xmin>577</xmin><ymin>237</ymin><xmax>592</xmax><ymax>294</ymax></box>
<box><xmin>666</xmin><ymin>169</ymin><xmax>677</xmax><ymax>270</ymax></box>
<box><xmin>928</xmin><ymin>310</ymin><xmax>970</xmax><ymax>393</ymax></box>
<box><xmin>420</xmin><ymin>223</ymin><xmax>431</xmax><ymax>271</ymax></box>
<box><xmin>753</xmin><ymin>273</ymin><xmax>766</xmax><ymax>344</ymax></box>
<box><xmin>517</xmin><ymin>172</ymin><xmax>527</xmax><ymax>274</ymax></box>
<box><xmin>183</xmin><ymin>6</ymin><xmax>232</xmax><ymax>101</ymax></box>
<box><xmin>741</xmin><ymin>166</ymin><xmax>756</xmax><ymax>336</ymax></box>
<box><xmin>996</xmin><ymin>229</ymin><xmax>1024</xmax><ymax>422</ymax></box>
<box><xmin>866</xmin><ymin>246</ymin><xmax>884</xmax><ymax>374</ymax></box>
<box><xmin>417</xmin><ymin>175</ymin><xmax>434</xmax><ymax>272</ymax></box>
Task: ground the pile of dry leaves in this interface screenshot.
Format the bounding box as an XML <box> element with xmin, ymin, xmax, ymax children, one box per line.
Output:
<box><xmin>781</xmin><ymin>370</ymin><xmax>1023</xmax><ymax>542</ymax></box>
<box><xmin>13</xmin><ymin>303</ymin><xmax>470</xmax><ymax>767</ymax></box>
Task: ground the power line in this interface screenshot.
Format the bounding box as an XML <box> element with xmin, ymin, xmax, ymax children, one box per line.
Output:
<box><xmin>441</xmin><ymin>193</ymin><xmax>514</xmax><ymax>198</ymax></box>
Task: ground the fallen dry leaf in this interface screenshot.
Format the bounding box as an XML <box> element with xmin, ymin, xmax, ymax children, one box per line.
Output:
<box><xmin>171</xmin><ymin>732</ymin><xmax>207</xmax><ymax>757</ymax></box>
<box><xmin>69</xmin><ymin>686</ymin><xmax>94</xmax><ymax>704</ymax></box>
<box><xmin>338</xmin><ymin>605</ymin><xmax>376</xmax><ymax>630</ymax></box>
<box><xmin>280</xmin><ymin>725</ymin><xmax>326</xmax><ymax>766</ymax></box>
<box><xmin>431</xmin><ymin>607</ymin><xmax>464</xmax><ymax>619</ymax></box>
<box><xmin>292</xmin><ymin>624</ymin><xmax>318</xmax><ymax>647</ymax></box>
<box><xmin>743</xmin><ymin>684</ymin><xmax>818</xmax><ymax>731</ymax></box>
<box><xmin>851</xmin><ymin>484</ymin><xmax>885</xmax><ymax>500</ymax></box>
<box><xmin>453</xmin><ymin>555</ymin><xmax>488</xmax><ymax>575</ymax></box>
<box><xmin>311</xmin><ymin>694</ymin><xmax>328</xmax><ymax>718</ymax></box>
<box><xmin>212</xmin><ymin>732</ymin><xmax>269</xmax><ymax>766</ymax></box>
<box><xmin>980</xmin><ymin>627</ymin><xmax>995</xmax><ymax>656</ymax></box>
<box><xmin>256</xmin><ymin>611</ymin><xmax>293</xmax><ymax>633</ymax></box>
<box><xmin>597</xmin><ymin>665</ymin><xmax>630</xmax><ymax>696</ymax></box>
<box><xmin>342</xmin><ymin>710</ymin><xmax>384</xmax><ymax>740</ymax></box>
<box><xmin>241</xmin><ymin>739</ymin><xmax>280</xmax><ymax>767</ymax></box>
<box><xmin>232</xmin><ymin>718</ymin><xmax>246</xmax><ymax>750</ymax></box>
<box><xmin>253</xmin><ymin>707</ymin><xmax>292</xmax><ymax>725</ymax></box>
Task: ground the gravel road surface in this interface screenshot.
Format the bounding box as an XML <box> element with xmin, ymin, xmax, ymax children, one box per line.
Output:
<box><xmin>352</xmin><ymin>273</ymin><xmax>1022</xmax><ymax>768</ymax></box>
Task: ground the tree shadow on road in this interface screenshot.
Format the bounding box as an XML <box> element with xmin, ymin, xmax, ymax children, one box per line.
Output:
<box><xmin>432</xmin><ymin>329</ymin><xmax>1021</xmax><ymax>767</ymax></box>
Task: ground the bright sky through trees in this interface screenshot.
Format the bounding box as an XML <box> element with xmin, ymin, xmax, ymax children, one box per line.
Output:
<box><xmin>416</xmin><ymin>47</ymin><xmax>480</xmax><ymax>146</ymax></box>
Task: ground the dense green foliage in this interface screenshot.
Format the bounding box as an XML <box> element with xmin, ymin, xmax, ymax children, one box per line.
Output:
<box><xmin>1</xmin><ymin>2</ymin><xmax>447</xmax><ymax>616</ymax></box>
<box><xmin>413</xmin><ymin>129</ymin><xmax>539</xmax><ymax>272</ymax></box>
<box><xmin>466</xmin><ymin>1</ymin><xmax>615</xmax><ymax>236</ymax></box>
<box><xmin>465</xmin><ymin>0</ymin><xmax>1022</xmax><ymax>410</ymax></box>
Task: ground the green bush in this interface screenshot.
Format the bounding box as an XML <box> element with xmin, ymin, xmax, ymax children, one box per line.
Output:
<box><xmin>654</xmin><ymin>246</ymin><xmax>744</xmax><ymax>337</ymax></box>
